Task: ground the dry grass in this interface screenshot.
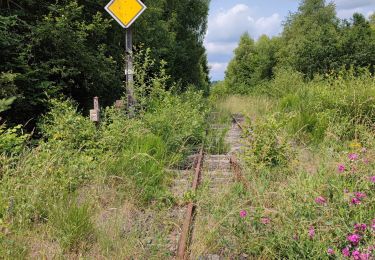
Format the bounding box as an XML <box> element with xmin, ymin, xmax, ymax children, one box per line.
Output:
<box><xmin>217</xmin><ymin>95</ymin><xmax>276</xmax><ymax>120</ymax></box>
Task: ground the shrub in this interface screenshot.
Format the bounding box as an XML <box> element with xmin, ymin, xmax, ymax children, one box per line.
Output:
<box><xmin>0</xmin><ymin>124</ymin><xmax>29</xmax><ymax>155</ymax></box>
<box><xmin>242</xmin><ymin>113</ymin><xmax>295</xmax><ymax>170</ymax></box>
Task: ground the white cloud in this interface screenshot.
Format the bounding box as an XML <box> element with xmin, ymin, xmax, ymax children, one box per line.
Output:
<box><xmin>209</xmin><ymin>62</ymin><xmax>228</xmax><ymax>80</ymax></box>
<box><xmin>333</xmin><ymin>0</ymin><xmax>375</xmax><ymax>10</ymax></box>
<box><xmin>206</xmin><ymin>4</ymin><xmax>282</xmax><ymax>42</ymax></box>
<box><xmin>204</xmin><ymin>41</ymin><xmax>238</xmax><ymax>55</ymax></box>
<box><xmin>205</xmin><ymin>4</ymin><xmax>282</xmax><ymax>80</ymax></box>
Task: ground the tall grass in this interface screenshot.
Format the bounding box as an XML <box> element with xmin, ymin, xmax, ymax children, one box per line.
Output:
<box><xmin>192</xmin><ymin>69</ymin><xmax>375</xmax><ymax>258</ymax></box>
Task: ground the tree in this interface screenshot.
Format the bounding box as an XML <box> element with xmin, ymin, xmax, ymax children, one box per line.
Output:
<box><xmin>337</xmin><ymin>13</ymin><xmax>375</xmax><ymax>72</ymax></box>
<box><xmin>369</xmin><ymin>13</ymin><xmax>375</xmax><ymax>30</ymax></box>
<box><xmin>277</xmin><ymin>0</ymin><xmax>340</xmax><ymax>78</ymax></box>
<box><xmin>0</xmin><ymin>0</ymin><xmax>211</xmax><ymax>126</ymax></box>
<box><xmin>225</xmin><ymin>33</ymin><xmax>256</xmax><ymax>94</ymax></box>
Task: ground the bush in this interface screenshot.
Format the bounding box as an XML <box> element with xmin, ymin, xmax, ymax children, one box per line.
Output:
<box><xmin>242</xmin><ymin>113</ymin><xmax>295</xmax><ymax>170</ymax></box>
<box><xmin>0</xmin><ymin>124</ymin><xmax>29</xmax><ymax>155</ymax></box>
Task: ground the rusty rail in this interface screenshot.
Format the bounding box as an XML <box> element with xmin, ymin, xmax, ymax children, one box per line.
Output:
<box><xmin>177</xmin><ymin>146</ymin><xmax>204</xmax><ymax>260</ymax></box>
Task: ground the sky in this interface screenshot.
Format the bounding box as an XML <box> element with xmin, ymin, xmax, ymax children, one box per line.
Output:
<box><xmin>205</xmin><ymin>0</ymin><xmax>375</xmax><ymax>81</ymax></box>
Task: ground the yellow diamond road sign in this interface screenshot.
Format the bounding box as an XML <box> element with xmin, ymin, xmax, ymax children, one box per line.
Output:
<box><xmin>105</xmin><ymin>0</ymin><xmax>146</xmax><ymax>28</ymax></box>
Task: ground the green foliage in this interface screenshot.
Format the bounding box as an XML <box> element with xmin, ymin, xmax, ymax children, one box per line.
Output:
<box><xmin>242</xmin><ymin>113</ymin><xmax>295</xmax><ymax>169</ymax></box>
<box><xmin>0</xmin><ymin>0</ymin><xmax>210</xmax><ymax>126</ymax></box>
<box><xmin>278</xmin><ymin>0</ymin><xmax>340</xmax><ymax>78</ymax></box>
<box><xmin>0</xmin><ymin>124</ymin><xmax>29</xmax><ymax>155</ymax></box>
<box><xmin>0</xmin><ymin>96</ymin><xmax>15</xmax><ymax>113</ymax></box>
<box><xmin>225</xmin><ymin>0</ymin><xmax>375</xmax><ymax>93</ymax></box>
<box><xmin>277</xmin><ymin>69</ymin><xmax>375</xmax><ymax>143</ymax></box>
<box><xmin>225</xmin><ymin>33</ymin><xmax>256</xmax><ymax>94</ymax></box>
<box><xmin>49</xmin><ymin>200</ymin><xmax>95</xmax><ymax>252</ymax></box>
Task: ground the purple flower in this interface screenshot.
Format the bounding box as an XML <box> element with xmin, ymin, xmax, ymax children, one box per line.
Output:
<box><xmin>260</xmin><ymin>217</ymin><xmax>271</xmax><ymax>225</ymax></box>
<box><xmin>315</xmin><ymin>196</ymin><xmax>327</xmax><ymax>205</ymax></box>
<box><xmin>240</xmin><ymin>210</ymin><xmax>247</xmax><ymax>218</ymax></box>
<box><xmin>370</xmin><ymin>176</ymin><xmax>375</xmax><ymax>183</ymax></box>
<box><xmin>360</xmin><ymin>253</ymin><xmax>371</xmax><ymax>260</ymax></box>
<box><xmin>354</xmin><ymin>223</ymin><xmax>367</xmax><ymax>232</ymax></box>
<box><xmin>342</xmin><ymin>247</ymin><xmax>350</xmax><ymax>257</ymax></box>
<box><xmin>347</xmin><ymin>233</ymin><xmax>361</xmax><ymax>246</ymax></box>
<box><xmin>351</xmin><ymin>198</ymin><xmax>362</xmax><ymax>205</ymax></box>
<box><xmin>352</xmin><ymin>250</ymin><xmax>361</xmax><ymax>260</ymax></box>
<box><xmin>355</xmin><ymin>192</ymin><xmax>366</xmax><ymax>199</ymax></box>
<box><xmin>349</xmin><ymin>153</ymin><xmax>359</xmax><ymax>161</ymax></box>
<box><xmin>308</xmin><ymin>226</ymin><xmax>315</xmax><ymax>239</ymax></box>
<box><xmin>338</xmin><ymin>164</ymin><xmax>346</xmax><ymax>173</ymax></box>
<box><xmin>327</xmin><ymin>248</ymin><xmax>335</xmax><ymax>255</ymax></box>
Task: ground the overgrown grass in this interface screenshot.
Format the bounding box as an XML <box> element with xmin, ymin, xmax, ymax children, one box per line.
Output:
<box><xmin>192</xmin><ymin>68</ymin><xmax>375</xmax><ymax>258</ymax></box>
<box><xmin>0</xmin><ymin>86</ymin><xmax>207</xmax><ymax>257</ymax></box>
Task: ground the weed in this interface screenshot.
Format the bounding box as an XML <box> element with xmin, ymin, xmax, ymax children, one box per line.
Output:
<box><xmin>49</xmin><ymin>200</ymin><xmax>95</xmax><ymax>252</ymax></box>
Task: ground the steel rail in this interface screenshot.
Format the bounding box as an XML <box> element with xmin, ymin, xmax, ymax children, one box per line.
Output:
<box><xmin>177</xmin><ymin>145</ymin><xmax>204</xmax><ymax>260</ymax></box>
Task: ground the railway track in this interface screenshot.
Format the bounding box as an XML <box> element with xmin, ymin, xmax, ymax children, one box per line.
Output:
<box><xmin>173</xmin><ymin>113</ymin><xmax>246</xmax><ymax>259</ymax></box>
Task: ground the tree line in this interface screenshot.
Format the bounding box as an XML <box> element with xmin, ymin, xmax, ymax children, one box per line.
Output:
<box><xmin>225</xmin><ymin>0</ymin><xmax>375</xmax><ymax>94</ymax></box>
<box><xmin>0</xmin><ymin>0</ymin><xmax>210</xmax><ymax>126</ymax></box>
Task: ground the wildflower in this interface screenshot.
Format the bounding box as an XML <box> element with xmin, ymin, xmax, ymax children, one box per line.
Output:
<box><xmin>260</xmin><ymin>217</ymin><xmax>271</xmax><ymax>225</ymax></box>
<box><xmin>240</xmin><ymin>210</ymin><xmax>247</xmax><ymax>218</ymax></box>
<box><xmin>352</xmin><ymin>250</ymin><xmax>361</xmax><ymax>260</ymax></box>
<box><xmin>338</xmin><ymin>164</ymin><xmax>346</xmax><ymax>173</ymax></box>
<box><xmin>315</xmin><ymin>196</ymin><xmax>327</xmax><ymax>205</ymax></box>
<box><xmin>355</xmin><ymin>192</ymin><xmax>366</xmax><ymax>199</ymax></box>
<box><xmin>370</xmin><ymin>176</ymin><xmax>375</xmax><ymax>183</ymax></box>
<box><xmin>327</xmin><ymin>248</ymin><xmax>335</xmax><ymax>255</ymax></box>
<box><xmin>351</xmin><ymin>198</ymin><xmax>361</xmax><ymax>205</ymax></box>
<box><xmin>342</xmin><ymin>247</ymin><xmax>350</xmax><ymax>257</ymax></box>
<box><xmin>360</xmin><ymin>253</ymin><xmax>371</xmax><ymax>260</ymax></box>
<box><xmin>354</xmin><ymin>223</ymin><xmax>367</xmax><ymax>232</ymax></box>
<box><xmin>372</xmin><ymin>219</ymin><xmax>375</xmax><ymax>231</ymax></box>
<box><xmin>349</xmin><ymin>153</ymin><xmax>359</xmax><ymax>161</ymax></box>
<box><xmin>361</xmin><ymin>147</ymin><xmax>367</xmax><ymax>153</ymax></box>
<box><xmin>308</xmin><ymin>226</ymin><xmax>315</xmax><ymax>239</ymax></box>
<box><xmin>347</xmin><ymin>233</ymin><xmax>361</xmax><ymax>246</ymax></box>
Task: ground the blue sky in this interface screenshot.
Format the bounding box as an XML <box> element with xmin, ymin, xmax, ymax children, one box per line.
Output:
<box><xmin>205</xmin><ymin>0</ymin><xmax>375</xmax><ymax>81</ymax></box>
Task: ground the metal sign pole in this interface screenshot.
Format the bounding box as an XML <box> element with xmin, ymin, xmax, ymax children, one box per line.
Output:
<box><xmin>125</xmin><ymin>27</ymin><xmax>136</xmax><ymax>115</ymax></box>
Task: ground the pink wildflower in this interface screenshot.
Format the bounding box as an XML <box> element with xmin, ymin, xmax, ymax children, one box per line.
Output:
<box><xmin>260</xmin><ymin>217</ymin><xmax>271</xmax><ymax>225</ymax></box>
<box><xmin>240</xmin><ymin>210</ymin><xmax>247</xmax><ymax>218</ymax></box>
<box><xmin>338</xmin><ymin>164</ymin><xmax>346</xmax><ymax>173</ymax></box>
<box><xmin>351</xmin><ymin>198</ymin><xmax>362</xmax><ymax>205</ymax></box>
<box><xmin>355</xmin><ymin>192</ymin><xmax>366</xmax><ymax>199</ymax></box>
<box><xmin>354</xmin><ymin>223</ymin><xmax>367</xmax><ymax>232</ymax></box>
<box><xmin>342</xmin><ymin>247</ymin><xmax>350</xmax><ymax>257</ymax></box>
<box><xmin>347</xmin><ymin>233</ymin><xmax>361</xmax><ymax>246</ymax></box>
<box><xmin>349</xmin><ymin>153</ymin><xmax>359</xmax><ymax>161</ymax></box>
<box><xmin>370</xmin><ymin>176</ymin><xmax>375</xmax><ymax>183</ymax></box>
<box><xmin>352</xmin><ymin>250</ymin><xmax>361</xmax><ymax>260</ymax></box>
<box><xmin>308</xmin><ymin>226</ymin><xmax>315</xmax><ymax>239</ymax></box>
<box><xmin>327</xmin><ymin>248</ymin><xmax>335</xmax><ymax>255</ymax></box>
<box><xmin>315</xmin><ymin>196</ymin><xmax>327</xmax><ymax>205</ymax></box>
<box><xmin>360</xmin><ymin>253</ymin><xmax>371</xmax><ymax>260</ymax></box>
